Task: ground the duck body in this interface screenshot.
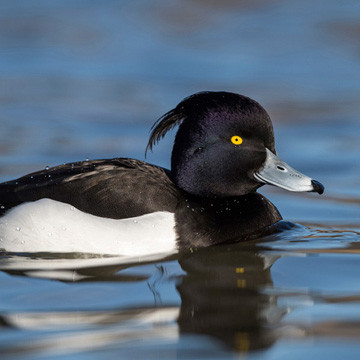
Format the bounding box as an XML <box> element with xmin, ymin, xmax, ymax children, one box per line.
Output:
<box><xmin>0</xmin><ymin>92</ymin><xmax>323</xmax><ymax>255</ymax></box>
<box><xmin>0</xmin><ymin>158</ymin><xmax>281</xmax><ymax>254</ymax></box>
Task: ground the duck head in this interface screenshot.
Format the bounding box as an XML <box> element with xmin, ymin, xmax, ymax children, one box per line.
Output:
<box><xmin>147</xmin><ymin>91</ymin><xmax>324</xmax><ymax>198</ymax></box>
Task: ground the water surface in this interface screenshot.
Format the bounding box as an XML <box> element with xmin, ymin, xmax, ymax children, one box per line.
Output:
<box><xmin>1</xmin><ymin>0</ymin><xmax>360</xmax><ymax>359</ymax></box>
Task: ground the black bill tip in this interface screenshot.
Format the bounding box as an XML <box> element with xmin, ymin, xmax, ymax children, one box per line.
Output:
<box><xmin>311</xmin><ymin>180</ymin><xmax>325</xmax><ymax>195</ymax></box>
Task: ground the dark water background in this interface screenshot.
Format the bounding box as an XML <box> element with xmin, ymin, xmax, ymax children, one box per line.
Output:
<box><xmin>1</xmin><ymin>0</ymin><xmax>360</xmax><ymax>359</ymax></box>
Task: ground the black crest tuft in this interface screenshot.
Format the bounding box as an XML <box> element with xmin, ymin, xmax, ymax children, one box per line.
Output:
<box><xmin>145</xmin><ymin>91</ymin><xmax>220</xmax><ymax>157</ymax></box>
<box><xmin>145</xmin><ymin>108</ymin><xmax>185</xmax><ymax>157</ymax></box>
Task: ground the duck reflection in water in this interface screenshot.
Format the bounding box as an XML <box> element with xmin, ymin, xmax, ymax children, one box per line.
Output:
<box><xmin>0</xmin><ymin>237</ymin><xmax>285</xmax><ymax>355</ymax></box>
<box><xmin>177</xmin><ymin>240</ymin><xmax>284</xmax><ymax>353</ymax></box>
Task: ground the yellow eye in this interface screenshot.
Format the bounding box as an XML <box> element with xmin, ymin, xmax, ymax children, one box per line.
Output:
<box><xmin>231</xmin><ymin>135</ymin><xmax>243</xmax><ymax>145</ymax></box>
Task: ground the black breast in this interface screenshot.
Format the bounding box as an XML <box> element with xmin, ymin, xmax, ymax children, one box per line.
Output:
<box><xmin>174</xmin><ymin>192</ymin><xmax>282</xmax><ymax>248</ymax></box>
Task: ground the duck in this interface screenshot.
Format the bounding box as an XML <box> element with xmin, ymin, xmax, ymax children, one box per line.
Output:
<box><xmin>0</xmin><ymin>91</ymin><xmax>324</xmax><ymax>256</ymax></box>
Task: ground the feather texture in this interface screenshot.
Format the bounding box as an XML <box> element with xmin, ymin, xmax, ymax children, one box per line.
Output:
<box><xmin>145</xmin><ymin>109</ymin><xmax>185</xmax><ymax>156</ymax></box>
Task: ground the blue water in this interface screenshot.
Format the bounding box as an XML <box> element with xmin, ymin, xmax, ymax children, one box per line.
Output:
<box><xmin>1</xmin><ymin>0</ymin><xmax>360</xmax><ymax>359</ymax></box>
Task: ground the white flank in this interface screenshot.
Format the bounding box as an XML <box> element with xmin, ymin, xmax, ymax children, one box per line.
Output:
<box><xmin>0</xmin><ymin>199</ymin><xmax>177</xmax><ymax>256</ymax></box>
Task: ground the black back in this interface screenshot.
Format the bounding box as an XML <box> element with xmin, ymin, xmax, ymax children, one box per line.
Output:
<box><xmin>0</xmin><ymin>159</ymin><xmax>179</xmax><ymax>219</ymax></box>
